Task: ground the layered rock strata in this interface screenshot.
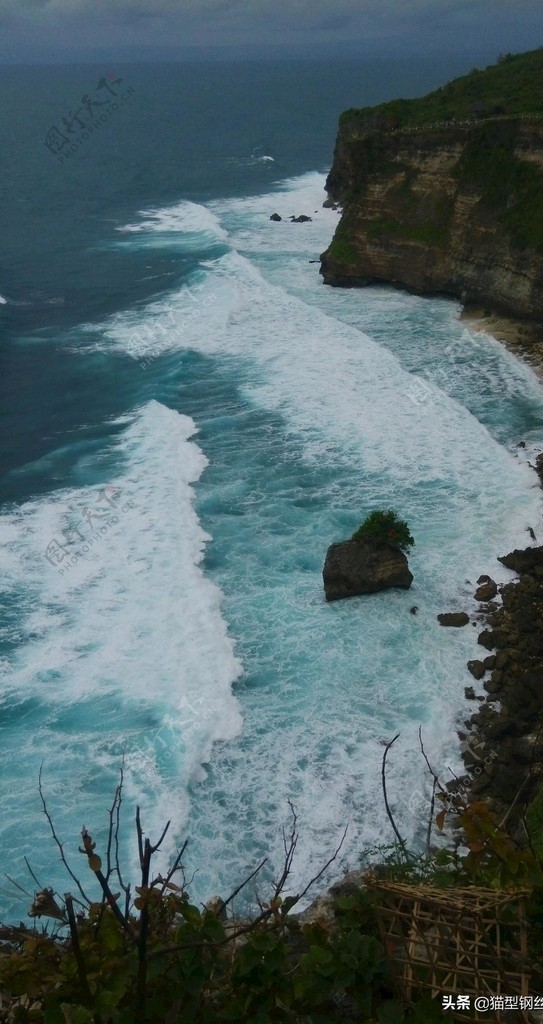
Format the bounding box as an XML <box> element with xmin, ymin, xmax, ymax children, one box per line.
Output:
<box><xmin>321</xmin><ymin>119</ymin><xmax>543</xmax><ymax>325</ymax></box>
<box><xmin>323</xmin><ymin>540</ymin><xmax>413</xmax><ymax>601</ymax></box>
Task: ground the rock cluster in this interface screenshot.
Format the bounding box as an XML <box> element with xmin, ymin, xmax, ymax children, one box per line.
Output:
<box><xmin>269</xmin><ymin>213</ymin><xmax>313</xmax><ymax>223</ymax></box>
<box><xmin>458</xmin><ymin>547</ymin><xmax>543</xmax><ymax>822</ymax></box>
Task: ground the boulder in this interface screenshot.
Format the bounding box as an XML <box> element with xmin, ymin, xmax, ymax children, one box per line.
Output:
<box><xmin>478</xmin><ymin>629</ymin><xmax>496</xmax><ymax>649</ymax></box>
<box><xmin>437</xmin><ymin>612</ymin><xmax>469</xmax><ymax>627</ymax></box>
<box><xmin>290</xmin><ymin>214</ymin><xmax>312</xmax><ymax>222</ymax></box>
<box><xmin>474</xmin><ymin>580</ymin><xmax>498</xmax><ymax>602</ymax></box>
<box><xmin>270</xmin><ymin>212</ymin><xmax>282</xmax><ymax>222</ymax></box>
<box><xmin>467</xmin><ymin>659</ymin><xmax>486</xmax><ymax>680</ymax></box>
<box><xmin>323</xmin><ymin>540</ymin><xmax>412</xmax><ymax>602</ymax></box>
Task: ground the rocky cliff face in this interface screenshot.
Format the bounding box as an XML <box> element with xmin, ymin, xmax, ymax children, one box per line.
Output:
<box><xmin>321</xmin><ymin>118</ymin><xmax>543</xmax><ymax>322</ymax></box>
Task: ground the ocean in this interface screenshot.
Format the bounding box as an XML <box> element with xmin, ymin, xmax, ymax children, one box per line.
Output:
<box><xmin>1</xmin><ymin>58</ymin><xmax>543</xmax><ymax>922</ymax></box>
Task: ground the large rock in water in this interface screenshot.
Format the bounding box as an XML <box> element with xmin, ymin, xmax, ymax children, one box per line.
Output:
<box><xmin>323</xmin><ymin>540</ymin><xmax>413</xmax><ymax>601</ymax></box>
<box><xmin>438</xmin><ymin>612</ymin><xmax>470</xmax><ymax>627</ymax></box>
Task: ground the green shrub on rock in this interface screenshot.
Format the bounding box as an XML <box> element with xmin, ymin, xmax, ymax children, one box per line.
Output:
<box><xmin>351</xmin><ymin>510</ymin><xmax>414</xmax><ymax>553</ymax></box>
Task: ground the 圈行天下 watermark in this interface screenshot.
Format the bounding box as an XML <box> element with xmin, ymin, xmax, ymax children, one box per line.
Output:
<box><xmin>405</xmin><ymin>731</ymin><xmax>498</xmax><ymax>821</ymax></box>
<box><xmin>44</xmin><ymin>72</ymin><xmax>135</xmax><ymax>166</ymax></box>
<box><xmin>111</xmin><ymin>704</ymin><xmax>210</xmax><ymax>790</ymax></box>
<box><xmin>123</xmin><ymin>281</ymin><xmax>219</xmax><ymax>370</ymax></box>
<box><xmin>404</xmin><ymin>326</ymin><xmax>520</xmax><ymax>410</ymax></box>
<box><xmin>44</xmin><ymin>484</ymin><xmax>138</xmax><ymax>575</ymax></box>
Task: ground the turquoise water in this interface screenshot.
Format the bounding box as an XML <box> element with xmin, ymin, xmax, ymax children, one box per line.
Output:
<box><xmin>1</xmin><ymin>63</ymin><xmax>543</xmax><ymax>920</ymax></box>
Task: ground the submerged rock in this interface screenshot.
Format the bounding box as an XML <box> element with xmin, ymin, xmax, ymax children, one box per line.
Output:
<box><xmin>322</xmin><ymin>540</ymin><xmax>412</xmax><ymax>602</ymax></box>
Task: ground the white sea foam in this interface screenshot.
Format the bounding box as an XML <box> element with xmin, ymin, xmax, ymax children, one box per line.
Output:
<box><xmin>0</xmin><ymin>294</ymin><xmax>7</xmax><ymax>304</ymax></box>
<box><xmin>210</xmin><ymin>169</ymin><xmax>341</xmax><ymax>253</ymax></box>
<box><xmin>105</xmin><ymin>245</ymin><xmax>540</xmax><ymax>522</ymax></box>
<box><xmin>227</xmin><ymin>151</ymin><xmax>275</xmax><ymax>168</ymax></box>
<box><xmin>10</xmin><ymin>170</ymin><xmax>540</xmax><ymax>911</ymax></box>
<box><xmin>92</xmin><ymin>172</ymin><xmax>543</xmax><ymax>903</ymax></box>
<box><xmin>116</xmin><ymin>200</ymin><xmax>228</xmax><ymax>245</ymax></box>
<box><xmin>0</xmin><ymin>401</ymin><xmax>242</xmax><ymax>887</ymax></box>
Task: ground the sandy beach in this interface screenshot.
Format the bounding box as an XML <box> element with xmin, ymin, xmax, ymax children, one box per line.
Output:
<box><xmin>460</xmin><ymin>305</ymin><xmax>543</xmax><ymax>379</ymax></box>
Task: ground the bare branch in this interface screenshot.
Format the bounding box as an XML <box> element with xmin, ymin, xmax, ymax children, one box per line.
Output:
<box><xmin>65</xmin><ymin>893</ymin><xmax>92</xmax><ymax>1006</ymax></box>
<box><xmin>498</xmin><ymin>773</ymin><xmax>533</xmax><ymax>832</ymax></box>
<box><xmin>106</xmin><ymin>782</ymin><xmax>121</xmax><ymax>881</ymax></box>
<box><xmin>150</xmin><ymin>840</ymin><xmax>189</xmax><ymax>896</ymax></box>
<box><xmin>149</xmin><ymin>820</ymin><xmax>171</xmax><ymax>855</ymax></box>
<box><xmin>136</xmin><ymin>806</ymin><xmax>144</xmax><ymax>869</ymax></box>
<box><xmin>272</xmin><ymin>802</ymin><xmax>299</xmax><ymax>901</ymax></box>
<box><xmin>79</xmin><ymin>827</ymin><xmax>131</xmax><ymax>933</ymax></box>
<box><xmin>149</xmin><ymin>816</ymin><xmax>348</xmax><ymax>962</ymax></box>
<box><xmin>381</xmin><ymin>734</ymin><xmax>410</xmax><ymax>859</ymax></box>
<box><xmin>293</xmin><ymin>822</ymin><xmax>348</xmax><ymax>906</ymax></box>
<box><xmin>114</xmin><ymin>760</ymin><xmax>130</xmax><ymax>901</ymax></box>
<box><xmin>417</xmin><ymin>727</ymin><xmax>442</xmax><ymax>856</ymax></box>
<box><xmin>217</xmin><ymin>857</ymin><xmax>268</xmax><ymax>917</ymax></box>
<box><xmin>4</xmin><ymin>875</ymin><xmax>33</xmax><ymax>899</ymax></box>
<box><xmin>418</xmin><ymin>727</ymin><xmax>447</xmax><ymax>797</ymax></box>
<box><xmin>520</xmin><ymin>810</ymin><xmax>538</xmax><ymax>863</ymax></box>
<box><xmin>38</xmin><ymin>765</ymin><xmax>91</xmax><ymax>906</ymax></box>
<box><xmin>426</xmin><ymin>778</ymin><xmax>437</xmax><ymax>857</ymax></box>
<box><xmin>23</xmin><ymin>858</ymin><xmax>45</xmax><ymax>892</ymax></box>
<box><xmin>136</xmin><ymin>836</ymin><xmax>152</xmax><ymax>1022</ymax></box>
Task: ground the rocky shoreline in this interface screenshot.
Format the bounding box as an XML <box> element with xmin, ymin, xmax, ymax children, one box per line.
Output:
<box><xmin>456</xmin><ymin>535</ymin><xmax>543</xmax><ymax>829</ymax></box>
<box><xmin>298</xmin><ymin>539</ymin><xmax>543</xmax><ymax>924</ymax></box>
<box><xmin>449</xmin><ymin>447</ymin><xmax>543</xmax><ymax>831</ymax></box>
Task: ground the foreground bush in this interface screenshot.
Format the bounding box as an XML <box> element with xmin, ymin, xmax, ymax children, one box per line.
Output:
<box><xmin>0</xmin><ymin>779</ymin><xmax>402</xmax><ymax>1024</ymax></box>
<box><xmin>3</xmin><ymin>737</ymin><xmax>543</xmax><ymax>1023</ymax></box>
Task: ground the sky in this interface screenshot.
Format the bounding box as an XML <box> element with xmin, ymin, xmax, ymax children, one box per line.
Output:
<box><xmin>0</xmin><ymin>0</ymin><xmax>542</xmax><ymax>64</ymax></box>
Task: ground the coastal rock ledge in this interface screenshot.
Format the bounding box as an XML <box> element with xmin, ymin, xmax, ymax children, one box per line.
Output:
<box><xmin>323</xmin><ymin>540</ymin><xmax>413</xmax><ymax>601</ymax></box>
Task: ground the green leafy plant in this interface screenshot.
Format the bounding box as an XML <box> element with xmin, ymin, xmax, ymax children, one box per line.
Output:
<box><xmin>4</xmin><ymin>730</ymin><xmax>543</xmax><ymax>1022</ymax></box>
<box><xmin>351</xmin><ymin>509</ymin><xmax>414</xmax><ymax>553</ymax></box>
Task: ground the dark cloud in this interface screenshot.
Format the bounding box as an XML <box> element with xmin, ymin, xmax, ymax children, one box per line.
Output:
<box><xmin>0</xmin><ymin>0</ymin><xmax>541</xmax><ymax>63</ymax></box>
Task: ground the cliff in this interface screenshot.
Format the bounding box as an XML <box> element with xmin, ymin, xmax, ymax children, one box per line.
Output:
<box><xmin>321</xmin><ymin>52</ymin><xmax>543</xmax><ymax>323</ymax></box>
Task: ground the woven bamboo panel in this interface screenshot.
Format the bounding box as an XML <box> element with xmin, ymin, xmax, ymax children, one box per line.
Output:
<box><xmin>367</xmin><ymin>881</ymin><xmax>534</xmax><ymax>1022</ymax></box>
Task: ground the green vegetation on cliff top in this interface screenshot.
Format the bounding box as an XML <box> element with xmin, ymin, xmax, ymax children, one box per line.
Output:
<box><xmin>340</xmin><ymin>47</ymin><xmax>543</xmax><ymax>129</ymax></box>
<box><xmin>455</xmin><ymin>120</ymin><xmax>543</xmax><ymax>253</ymax></box>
